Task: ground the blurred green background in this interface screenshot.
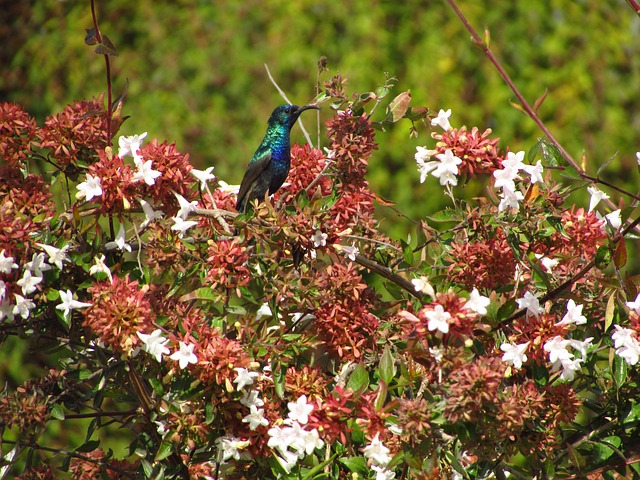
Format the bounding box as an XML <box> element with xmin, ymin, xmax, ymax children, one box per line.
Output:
<box><xmin>3</xmin><ymin>0</ymin><xmax>640</xmax><ymax>232</ymax></box>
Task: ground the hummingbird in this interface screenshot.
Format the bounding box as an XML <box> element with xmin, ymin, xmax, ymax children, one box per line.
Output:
<box><xmin>235</xmin><ymin>104</ymin><xmax>320</xmax><ymax>213</ymax></box>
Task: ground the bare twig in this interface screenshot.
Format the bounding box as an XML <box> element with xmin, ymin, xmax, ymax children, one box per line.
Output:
<box><xmin>264</xmin><ymin>63</ymin><xmax>315</xmax><ymax>147</ymax></box>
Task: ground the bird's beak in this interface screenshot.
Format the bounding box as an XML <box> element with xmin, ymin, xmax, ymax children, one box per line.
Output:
<box><xmin>297</xmin><ymin>104</ymin><xmax>320</xmax><ymax>114</ymax></box>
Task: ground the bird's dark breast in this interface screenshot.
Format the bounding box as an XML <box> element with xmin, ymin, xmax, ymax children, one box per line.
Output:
<box><xmin>268</xmin><ymin>156</ymin><xmax>291</xmax><ymax>194</ymax></box>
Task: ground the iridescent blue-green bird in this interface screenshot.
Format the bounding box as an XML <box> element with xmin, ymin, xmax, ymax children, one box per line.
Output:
<box><xmin>236</xmin><ymin>104</ymin><xmax>319</xmax><ymax>213</ymax></box>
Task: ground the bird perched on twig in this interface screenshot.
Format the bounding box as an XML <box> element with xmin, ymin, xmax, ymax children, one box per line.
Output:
<box><xmin>235</xmin><ymin>104</ymin><xmax>319</xmax><ymax>213</ymax></box>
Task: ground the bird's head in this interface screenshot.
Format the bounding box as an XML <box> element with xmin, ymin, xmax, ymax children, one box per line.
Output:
<box><xmin>268</xmin><ymin>104</ymin><xmax>320</xmax><ymax>130</ymax></box>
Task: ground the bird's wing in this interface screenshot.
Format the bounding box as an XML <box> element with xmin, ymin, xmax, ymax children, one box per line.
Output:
<box><xmin>236</xmin><ymin>146</ymin><xmax>272</xmax><ymax>210</ymax></box>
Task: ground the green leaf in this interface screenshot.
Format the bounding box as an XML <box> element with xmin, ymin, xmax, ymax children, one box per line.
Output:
<box><xmin>94</xmin><ymin>34</ymin><xmax>119</xmax><ymax>56</ymax></box>
<box><xmin>622</xmin><ymin>401</ymin><xmax>640</xmax><ymax>425</ymax></box>
<box><xmin>604</xmin><ymin>293</ymin><xmax>616</xmax><ymax>332</ymax></box>
<box><xmin>339</xmin><ymin>456</ymin><xmax>368</xmax><ymax>475</ymax></box>
<box><xmin>385</xmin><ymin>90</ymin><xmax>412</xmax><ymax>123</ymax></box>
<box><xmin>592</xmin><ymin>436</ymin><xmax>622</xmax><ymax>463</ymax></box>
<box><xmin>379</xmin><ymin>346</ymin><xmax>396</xmax><ymax>386</ymax></box>
<box><xmin>496</xmin><ymin>300</ymin><xmax>517</xmax><ymax>322</ymax></box>
<box><xmin>301</xmin><ymin>452</ymin><xmax>339</xmax><ymax>479</ymax></box>
<box><xmin>76</xmin><ymin>439</ymin><xmax>100</xmax><ymax>452</ymax></box>
<box><xmin>50</xmin><ymin>403</ymin><xmax>65</xmax><ymax>420</ymax></box>
<box><xmin>273</xmin><ymin>362</ymin><xmax>286</xmax><ymax>399</ymax></box>
<box><xmin>154</xmin><ymin>442</ymin><xmax>174</xmax><ymax>462</ymax></box>
<box><xmin>347</xmin><ymin>363</ymin><xmax>369</xmax><ymax>394</ymax></box>
<box><xmin>546</xmin><ymin>216</ymin><xmax>570</xmax><ymax>239</ymax></box>
<box><xmin>400</xmin><ymin>239</ymin><xmax>414</xmax><ymax>265</ymax></box>
<box><xmin>613</xmin><ymin>353</ymin><xmax>628</xmax><ymax>389</ymax></box>
<box><xmin>540</xmin><ymin>140</ymin><xmax>565</xmax><ymax>167</ymax></box>
<box><xmin>528</xmin><ymin>138</ymin><xmax>543</xmax><ymax>162</ymax></box>
<box><xmin>426</xmin><ymin>208</ymin><xmax>458</xmax><ymax>223</ymax></box>
<box><xmin>595</xmin><ymin>245</ymin><xmax>612</xmax><ymax>270</ymax></box>
<box><xmin>597</xmin><ymin>152</ymin><xmax>618</xmax><ymax>177</ymax></box>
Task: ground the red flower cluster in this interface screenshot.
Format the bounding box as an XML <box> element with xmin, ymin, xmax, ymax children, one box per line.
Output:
<box><xmin>86</xmin><ymin>150</ymin><xmax>135</xmax><ymax>213</ymax></box>
<box><xmin>0</xmin><ymin>102</ymin><xmax>36</xmax><ymax>163</ymax></box>
<box><xmin>432</xmin><ymin>126</ymin><xmax>502</xmax><ymax>177</ymax></box>
<box><xmin>325</xmin><ymin>111</ymin><xmax>377</xmax><ymax>232</ymax></box>
<box><xmin>275</xmin><ymin>143</ymin><xmax>332</xmax><ymax>201</ymax></box>
<box><xmin>445</xmin><ymin>227</ymin><xmax>517</xmax><ymax>291</ymax></box>
<box><xmin>512</xmin><ymin>312</ymin><xmax>568</xmax><ymax>363</ymax></box>
<box><xmin>137</xmin><ymin>139</ymin><xmax>196</xmax><ymax>211</ymax></box>
<box><xmin>205</xmin><ymin>239</ymin><xmax>251</xmax><ymax>293</ymax></box>
<box><xmin>312</xmin><ymin>263</ymin><xmax>379</xmax><ymax>360</ymax></box>
<box><xmin>37</xmin><ymin>98</ymin><xmax>108</xmax><ymax>168</ymax></box>
<box><xmin>83</xmin><ymin>275</ymin><xmax>156</xmax><ymax>355</ymax></box>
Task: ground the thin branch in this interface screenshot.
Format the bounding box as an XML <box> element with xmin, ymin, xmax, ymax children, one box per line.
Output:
<box><xmin>264</xmin><ymin>63</ymin><xmax>315</xmax><ymax>147</ymax></box>
<box><xmin>445</xmin><ymin>0</ymin><xmax>639</xmax><ymax>231</ymax></box>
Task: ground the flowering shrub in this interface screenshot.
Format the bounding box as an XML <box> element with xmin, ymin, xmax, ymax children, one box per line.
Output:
<box><xmin>2</xmin><ymin>3</ymin><xmax>640</xmax><ymax>480</ymax></box>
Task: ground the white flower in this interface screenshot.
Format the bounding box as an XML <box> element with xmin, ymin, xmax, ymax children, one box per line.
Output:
<box><xmin>132</xmin><ymin>159</ymin><xmax>162</xmax><ymax>186</ymax></box>
<box><xmin>433</xmin><ymin>149</ymin><xmax>462</xmax><ymax>186</ymax></box>
<box><xmin>89</xmin><ymin>254</ymin><xmax>113</xmax><ymax>283</ymax></box>
<box><xmin>234</xmin><ymin>367</ymin><xmax>259</xmax><ymax>391</ymax></box>
<box><xmin>0</xmin><ymin>250</ymin><xmax>18</xmax><ymax>274</ymax></box>
<box><xmin>558</xmin><ymin>357</ymin><xmax>583</xmax><ymax>381</ymax></box>
<box><xmin>534</xmin><ymin>254</ymin><xmax>559</xmax><ymax>274</ymax></box>
<box><xmin>502</xmin><ymin>151</ymin><xmax>526</xmax><ymax>171</ymax></box>
<box><xmin>312</xmin><ymin>230</ymin><xmax>327</xmax><ymax>248</ymax></box>
<box><xmin>24</xmin><ymin>252</ymin><xmax>51</xmax><ymax>276</ymax></box>
<box><xmin>363</xmin><ymin>432</ymin><xmax>392</xmax><ymax>468</ymax></box>
<box><xmin>498</xmin><ymin>186</ymin><xmax>524</xmax><ymax>212</ymax></box>
<box><xmin>56</xmin><ymin>289</ymin><xmax>91</xmax><ymax>319</ymax></box>
<box><xmin>191</xmin><ymin>167</ymin><xmax>216</xmax><ymax>190</ymax></box>
<box><xmin>76</xmin><ymin>174</ymin><xmax>103</xmax><ymax>201</ymax></box>
<box><xmin>544</xmin><ymin>336</ymin><xmax>573</xmax><ymax>365</ymax></box>
<box><xmin>587</xmin><ymin>186</ymin><xmax>610</xmax><ymax>212</ymax></box>
<box><xmin>565</xmin><ymin>337</ymin><xmax>593</xmax><ymax>358</ymax></box>
<box><xmin>36</xmin><ymin>243</ymin><xmax>70</xmax><ymax>270</ymax></box>
<box><xmin>342</xmin><ymin>244</ymin><xmax>359</xmax><ymax>261</ymax></box>
<box><xmin>372</xmin><ymin>465</ymin><xmax>396</xmax><ymax>480</ymax></box>
<box><xmin>242</xmin><ymin>405</ymin><xmax>269</xmax><ymax>430</ymax></box>
<box><xmin>625</xmin><ymin>293</ymin><xmax>640</xmax><ymax>312</ymax></box>
<box><xmin>287</xmin><ymin>395</ymin><xmax>314</xmax><ymax>425</ymax></box>
<box><xmin>256</xmin><ymin>303</ymin><xmax>273</xmax><ymax>321</ymax></box>
<box><xmin>139</xmin><ymin>199</ymin><xmax>164</xmax><ymax>228</ymax></box>
<box><xmin>105</xmin><ymin>223</ymin><xmax>132</xmax><ymax>252</ymax></box>
<box><xmin>169</xmin><ymin>342</ymin><xmax>198</xmax><ymax>369</ymax></box>
<box><xmin>612</xmin><ymin>325</ymin><xmax>640</xmax><ymax>366</ymax></box>
<box><xmin>13</xmin><ymin>294</ymin><xmax>35</xmax><ymax>319</ymax></box>
<box><xmin>118</xmin><ymin>132</ymin><xmax>147</xmax><ymax>161</ymax></box>
<box><xmin>240</xmin><ymin>390</ymin><xmax>265</xmax><ymax>408</ymax></box>
<box><xmin>415</xmin><ymin>146</ymin><xmax>439</xmax><ymax>184</ymax></box>
<box><xmin>523</xmin><ymin>160</ymin><xmax>544</xmax><ymax>184</ymax></box>
<box><xmin>500</xmin><ymin>341</ymin><xmax>529</xmax><ymax>369</ymax></box>
<box><xmin>216</xmin><ymin>435</ymin><xmax>249</xmax><ymax>462</ymax></box>
<box><xmin>173</xmin><ymin>191</ymin><xmax>198</xmax><ymax>220</ymax></box>
<box><xmin>493</xmin><ymin>167</ymin><xmax>519</xmax><ymax>192</ymax></box>
<box><xmin>268</xmin><ymin>425</ymin><xmax>296</xmax><ymax>457</ymax></box>
<box><xmin>424</xmin><ymin>305</ymin><xmax>451</xmax><ymax>334</ymax></box>
<box><xmin>430</xmin><ymin>108</ymin><xmax>452</xmax><ymax>131</ymax></box>
<box><xmin>217</xmin><ymin>180</ymin><xmax>240</xmax><ymax>195</ymax></box>
<box><xmin>170</xmin><ymin>217</ymin><xmax>198</xmax><ymax>237</ymax></box>
<box><xmin>557</xmin><ymin>299</ymin><xmax>587</xmax><ymax>326</ymax></box>
<box><xmin>0</xmin><ymin>280</ymin><xmax>5</xmax><ymax>301</ymax></box>
<box><xmin>605</xmin><ymin>209</ymin><xmax>622</xmax><ymax>230</ymax></box>
<box><xmin>464</xmin><ymin>288</ymin><xmax>490</xmax><ymax>315</ymax></box>
<box><xmin>516</xmin><ymin>291</ymin><xmax>543</xmax><ymax>317</ymax></box>
<box><xmin>137</xmin><ymin>329</ymin><xmax>171</xmax><ymax>362</ymax></box>
<box><xmin>17</xmin><ymin>269</ymin><xmax>42</xmax><ymax>296</ymax></box>
<box><xmin>411</xmin><ymin>276</ymin><xmax>435</xmax><ymax>297</ymax></box>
